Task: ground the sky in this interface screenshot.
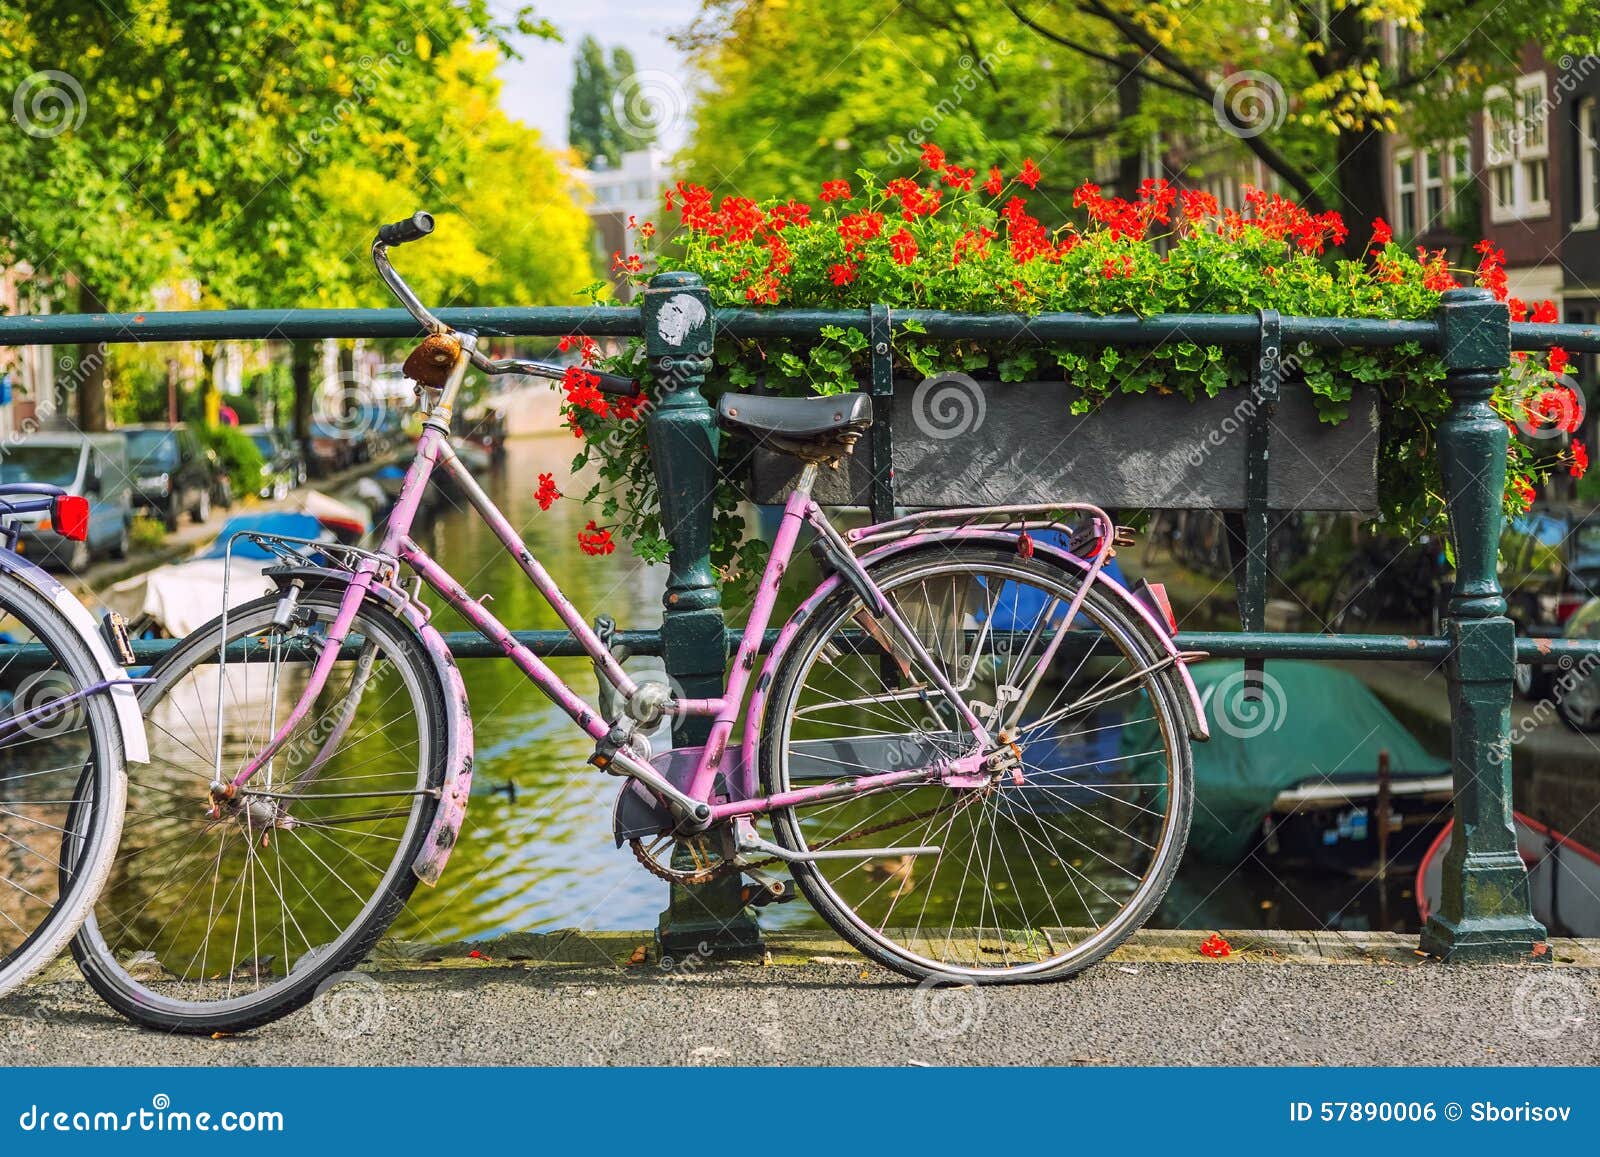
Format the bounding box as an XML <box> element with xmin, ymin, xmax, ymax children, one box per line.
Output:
<box><xmin>493</xmin><ymin>0</ymin><xmax>702</xmax><ymax>156</ymax></box>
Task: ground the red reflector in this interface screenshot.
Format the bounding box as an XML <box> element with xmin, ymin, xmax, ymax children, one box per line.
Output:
<box><xmin>1144</xmin><ymin>582</ymin><xmax>1178</xmax><ymax>633</ymax></box>
<box><xmin>52</xmin><ymin>495</ymin><xmax>89</xmax><ymax>541</ymax></box>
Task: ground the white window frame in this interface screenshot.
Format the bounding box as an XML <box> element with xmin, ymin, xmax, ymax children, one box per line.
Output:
<box><xmin>1394</xmin><ymin>149</ymin><xmax>1419</xmax><ymax>236</ymax></box>
<box><xmin>1486</xmin><ymin>74</ymin><xmax>1552</xmax><ymax>222</ymax></box>
<box><xmin>1390</xmin><ymin>138</ymin><xmax>1471</xmax><ymax>238</ymax></box>
<box><xmin>1578</xmin><ymin>96</ymin><xmax>1599</xmax><ymax>230</ymax></box>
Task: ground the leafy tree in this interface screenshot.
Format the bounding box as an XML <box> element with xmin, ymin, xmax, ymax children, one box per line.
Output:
<box><xmin>997</xmin><ymin>0</ymin><xmax>1589</xmax><ymax>247</ymax></box>
<box><xmin>569</xmin><ymin>34</ymin><xmax>617</xmax><ymax>165</ymax></box>
<box><xmin>674</xmin><ymin>0</ymin><xmax>1083</xmax><ymax>202</ymax></box>
<box><xmin>679</xmin><ymin>0</ymin><xmax>1590</xmax><ymax>252</ymax></box>
<box><xmin>0</xmin><ymin>1</ymin><xmax>565</xmax><ymax>429</ymax></box>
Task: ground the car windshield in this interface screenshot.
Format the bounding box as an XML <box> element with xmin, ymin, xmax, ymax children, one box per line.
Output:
<box><xmin>126</xmin><ymin>429</ymin><xmax>178</xmax><ymax>470</ymax></box>
<box><xmin>250</xmin><ymin>434</ymin><xmax>275</xmax><ymax>459</ymax></box>
<box><xmin>0</xmin><ymin>444</ymin><xmax>80</xmax><ymax>487</ymax></box>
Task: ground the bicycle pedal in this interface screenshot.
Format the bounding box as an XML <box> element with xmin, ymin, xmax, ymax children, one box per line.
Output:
<box><xmin>740</xmin><ymin>868</ymin><xmax>795</xmax><ymax>907</ymax></box>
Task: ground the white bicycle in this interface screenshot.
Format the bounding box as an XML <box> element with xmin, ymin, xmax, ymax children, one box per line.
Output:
<box><xmin>0</xmin><ymin>484</ymin><xmax>145</xmax><ymax>998</ymax></box>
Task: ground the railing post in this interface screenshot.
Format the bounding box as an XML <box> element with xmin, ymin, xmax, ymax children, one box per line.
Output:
<box><xmin>1420</xmin><ymin>287</ymin><xmax>1546</xmax><ymax>961</ymax></box>
<box><xmin>640</xmin><ymin>270</ymin><xmax>762</xmax><ymax>958</ymax></box>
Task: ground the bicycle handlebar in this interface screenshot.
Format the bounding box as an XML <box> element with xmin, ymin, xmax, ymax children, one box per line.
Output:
<box><xmin>376</xmin><ymin>211</ymin><xmax>435</xmax><ymax>247</ymax></box>
<box><xmin>374</xmin><ymin>211</ymin><xmax>641</xmax><ymax>398</ymax></box>
<box><xmin>467</xmin><ymin>352</ymin><xmax>638</xmax><ymax>396</ymax></box>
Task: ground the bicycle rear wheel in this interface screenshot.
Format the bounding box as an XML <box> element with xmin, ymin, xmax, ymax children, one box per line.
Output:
<box><xmin>761</xmin><ymin>544</ymin><xmax>1193</xmax><ymax>983</ymax></box>
<box><xmin>0</xmin><ymin>577</ymin><xmax>126</xmax><ymax>999</ymax></box>
<box><xmin>73</xmin><ymin>586</ymin><xmax>445</xmax><ymax>1033</ymax></box>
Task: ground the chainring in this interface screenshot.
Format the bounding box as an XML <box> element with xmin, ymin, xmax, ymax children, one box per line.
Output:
<box><xmin>629</xmin><ymin>835</ymin><xmax>738</xmax><ymax>884</ymax></box>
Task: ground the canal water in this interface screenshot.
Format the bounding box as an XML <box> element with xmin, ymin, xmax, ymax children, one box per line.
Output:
<box><xmin>375</xmin><ymin>437</ymin><xmax>1429</xmax><ymax>944</ymax></box>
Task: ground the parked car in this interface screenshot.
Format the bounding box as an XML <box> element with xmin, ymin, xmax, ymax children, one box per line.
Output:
<box><xmin>1551</xmin><ymin>597</ymin><xmax>1600</xmax><ymax>732</ymax></box>
<box><xmin>120</xmin><ymin>424</ymin><xmax>217</xmax><ymax>530</ymax></box>
<box><xmin>0</xmin><ymin>432</ymin><xmax>132</xmax><ymax>570</ymax></box>
<box><xmin>241</xmin><ymin>424</ymin><xmax>303</xmax><ymax>499</ymax></box>
<box><xmin>1502</xmin><ymin>506</ymin><xmax>1600</xmax><ymax>698</ymax></box>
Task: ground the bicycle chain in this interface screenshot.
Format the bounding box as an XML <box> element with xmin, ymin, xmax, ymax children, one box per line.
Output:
<box><xmin>629</xmin><ymin>794</ymin><xmax>977</xmax><ymax>884</ymax></box>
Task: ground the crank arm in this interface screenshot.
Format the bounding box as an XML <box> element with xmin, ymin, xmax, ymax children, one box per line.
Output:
<box><xmin>737</xmin><ymin>831</ymin><xmax>940</xmax><ymax>863</ymax></box>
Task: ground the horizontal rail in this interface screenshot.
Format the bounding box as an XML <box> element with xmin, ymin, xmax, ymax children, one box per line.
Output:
<box><xmin>0</xmin><ymin>627</ymin><xmax>1582</xmax><ymax>674</ymax></box>
<box><xmin>0</xmin><ymin>306</ymin><xmax>641</xmax><ymax>345</ymax></box>
<box><xmin>3</xmin><ymin>305</ymin><xmax>1597</xmax><ymax>354</ymax></box>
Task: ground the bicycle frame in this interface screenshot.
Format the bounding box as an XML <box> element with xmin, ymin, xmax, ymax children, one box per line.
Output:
<box><xmin>223</xmin><ymin>338</ymin><xmax>1198</xmax><ymax>872</ymax></box>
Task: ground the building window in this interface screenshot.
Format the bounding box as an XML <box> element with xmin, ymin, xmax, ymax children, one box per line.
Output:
<box><xmin>1395</xmin><ymin>152</ymin><xmax>1420</xmax><ymax>236</ymax></box>
<box><xmin>1578</xmin><ymin>96</ymin><xmax>1599</xmax><ymax>229</ymax></box>
<box><xmin>1391</xmin><ymin>140</ymin><xmax>1470</xmax><ymax>237</ymax></box>
<box><xmin>1485</xmin><ymin>73</ymin><xmax>1551</xmax><ymax>222</ymax></box>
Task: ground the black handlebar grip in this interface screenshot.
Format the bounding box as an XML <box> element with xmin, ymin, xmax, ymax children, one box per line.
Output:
<box><xmin>590</xmin><ymin>370</ymin><xmax>641</xmax><ymax>397</ymax></box>
<box><xmin>377</xmin><ymin>211</ymin><xmax>435</xmax><ymax>246</ymax></box>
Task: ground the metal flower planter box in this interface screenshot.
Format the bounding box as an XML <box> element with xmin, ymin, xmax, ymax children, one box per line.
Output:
<box><xmin>747</xmin><ymin>378</ymin><xmax>1378</xmax><ymax>513</ymax></box>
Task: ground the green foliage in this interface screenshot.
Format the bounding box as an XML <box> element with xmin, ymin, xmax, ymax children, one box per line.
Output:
<box><xmin>129</xmin><ymin>514</ymin><xmax>167</xmax><ymax>552</ymax></box>
<box><xmin>568</xmin><ymin>149</ymin><xmax>1580</xmax><ymax>580</ymax></box>
<box><xmin>0</xmin><ymin>3</ymin><xmax>594</xmax><ymax>422</ymax></box>
<box><xmin>195</xmin><ymin>423</ymin><xmax>265</xmax><ymax>497</ymax></box>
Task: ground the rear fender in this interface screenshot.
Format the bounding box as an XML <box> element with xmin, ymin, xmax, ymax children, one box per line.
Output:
<box><xmin>739</xmin><ymin>531</ymin><xmax>1207</xmax><ymax>790</ymax></box>
<box><xmin>266</xmin><ymin>566</ymin><xmax>473</xmax><ymax>885</ymax></box>
<box><xmin>0</xmin><ymin>548</ymin><xmax>148</xmax><ymax>763</ymax></box>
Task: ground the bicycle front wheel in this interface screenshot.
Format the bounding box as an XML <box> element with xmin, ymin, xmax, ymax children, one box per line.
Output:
<box><xmin>761</xmin><ymin>544</ymin><xmax>1193</xmax><ymax>983</ymax></box>
<box><xmin>0</xmin><ymin>576</ymin><xmax>126</xmax><ymax>1000</ymax></box>
<box><xmin>74</xmin><ymin>586</ymin><xmax>446</xmax><ymax>1034</ymax></box>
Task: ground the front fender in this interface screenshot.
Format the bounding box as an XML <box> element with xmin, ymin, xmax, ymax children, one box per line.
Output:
<box><xmin>266</xmin><ymin>567</ymin><xmax>473</xmax><ymax>886</ymax></box>
<box><xmin>738</xmin><ymin>530</ymin><xmax>1207</xmax><ymax>794</ymax></box>
<box><xmin>0</xmin><ymin>548</ymin><xmax>147</xmax><ymax>764</ymax></box>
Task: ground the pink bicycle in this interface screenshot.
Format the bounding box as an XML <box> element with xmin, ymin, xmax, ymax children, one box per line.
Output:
<box><xmin>75</xmin><ymin>214</ymin><xmax>1207</xmax><ymax>1033</ymax></box>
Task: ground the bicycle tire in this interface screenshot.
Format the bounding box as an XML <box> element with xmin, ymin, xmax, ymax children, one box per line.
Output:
<box><xmin>0</xmin><ymin>576</ymin><xmax>126</xmax><ymax>1000</ymax></box>
<box><xmin>760</xmin><ymin>543</ymin><xmax>1193</xmax><ymax>984</ymax></box>
<box><xmin>73</xmin><ymin>587</ymin><xmax>446</xmax><ymax>1034</ymax></box>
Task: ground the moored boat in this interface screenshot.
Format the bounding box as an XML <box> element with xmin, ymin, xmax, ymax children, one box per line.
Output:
<box><xmin>1417</xmin><ymin>812</ymin><xmax>1600</xmax><ymax>938</ymax></box>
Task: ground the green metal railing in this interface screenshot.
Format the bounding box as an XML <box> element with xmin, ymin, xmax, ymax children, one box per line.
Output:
<box><xmin>3</xmin><ymin>272</ymin><xmax>1593</xmax><ymax>960</ymax></box>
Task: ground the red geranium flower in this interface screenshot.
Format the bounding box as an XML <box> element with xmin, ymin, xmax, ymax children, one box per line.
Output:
<box><xmin>1532</xmin><ymin>300</ymin><xmax>1559</xmax><ymax>325</ymax></box>
<box><xmin>887</xmin><ymin>227</ymin><xmax>918</xmax><ymax>265</ymax></box>
<box><xmin>562</xmin><ymin>364</ymin><xmax>610</xmax><ymax>417</ymax></box>
<box><xmin>819</xmin><ymin>179</ymin><xmax>852</xmax><ymax>202</ymax></box>
<box><xmin>829</xmin><ymin>262</ymin><xmax>857</xmax><ymax>286</ymax></box>
<box><xmin>1571</xmin><ymin>440</ymin><xmax>1589</xmax><ymax>479</ymax></box>
<box><xmin>838</xmin><ymin>210</ymin><xmax>885</xmax><ymax>252</ymax></box>
<box><xmin>1018</xmin><ymin>158</ymin><xmax>1041</xmax><ymax>189</ymax></box>
<box><xmin>1370</xmin><ymin>217</ymin><xmax>1393</xmax><ymax>246</ymax></box>
<box><xmin>578</xmin><ymin>521</ymin><xmax>616</xmax><ymax>556</ymax></box>
<box><xmin>984</xmin><ymin>166</ymin><xmax>1004</xmax><ymax>196</ymax></box>
<box><xmin>535</xmin><ymin>473</ymin><xmax>561</xmax><ymax>511</ymax></box>
<box><xmin>941</xmin><ymin>165</ymin><xmax>975</xmax><ymax>192</ymax></box>
<box><xmin>1199</xmin><ymin>933</ymin><xmax>1232</xmax><ymax>959</ymax></box>
<box><xmin>1512</xmin><ymin>477</ymin><xmax>1537</xmax><ymax>510</ymax></box>
<box><xmin>920</xmin><ymin>142</ymin><xmax>945</xmax><ymax>171</ymax></box>
<box><xmin>1549</xmin><ymin>347</ymin><xmax>1571</xmax><ymax>377</ymax></box>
